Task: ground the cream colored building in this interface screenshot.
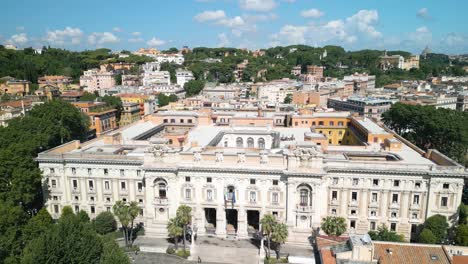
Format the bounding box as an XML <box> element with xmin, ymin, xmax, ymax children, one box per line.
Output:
<box><xmin>37</xmin><ymin>110</ymin><xmax>466</xmax><ymax>244</ymax></box>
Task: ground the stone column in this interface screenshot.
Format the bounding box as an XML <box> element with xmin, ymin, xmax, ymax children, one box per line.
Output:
<box><xmin>400</xmin><ymin>191</ymin><xmax>410</xmax><ymax>219</ymax></box>
<box><xmin>380</xmin><ymin>190</ymin><xmax>388</xmax><ymax>219</ymax></box>
<box><xmin>237</xmin><ymin>207</ymin><xmax>248</xmax><ymax>238</ymax></box>
<box><xmin>196</xmin><ymin>206</ymin><xmax>206</xmax><ymax>236</ymax></box>
<box><xmin>216</xmin><ymin>206</ymin><xmax>226</xmax><ymax>236</ymax></box>
<box><xmin>286</xmin><ymin>182</ymin><xmax>296</xmax><ymax>227</ymax></box>
<box><xmin>340</xmin><ymin>188</ymin><xmax>348</xmax><ymax>216</ymax></box>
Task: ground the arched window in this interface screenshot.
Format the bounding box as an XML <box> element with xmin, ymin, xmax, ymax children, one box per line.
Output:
<box><xmin>247</xmin><ymin>137</ymin><xmax>254</xmax><ymax>148</ymax></box>
<box><xmin>297</xmin><ymin>184</ymin><xmax>312</xmax><ymax>206</ymax></box>
<box><xmin>154</xmin><ymin>178</ymin><xmax>168</xmax><ymax>198</ymax></box>
<box><xmin>258</xmin><ymin>138</ymin><xmax>265</xmax><ymax>149</ymax></box>
<box><xmin>236</xmin><ymin>137</ymin><xmax>243</xmax><ymax>148</ymax></box>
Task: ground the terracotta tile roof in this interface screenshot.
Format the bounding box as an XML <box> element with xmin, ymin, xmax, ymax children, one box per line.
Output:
<box><xmin>373</xmin><ymin>242</ymin><xmax>451</xmax><ymax>264</ymax></box>
<box><xmin>0</xmin><ymin>100</ymin><xmax>32</xmax><ymax>109</ymax></box>
<box><xmin>320</xmin><ymin>249</ymin><xmax>336</xmax><ymax>264</ymax></box>
<box><xmin>316</xmin><ymin>235</ymin><xmax>349</xmax><ymax>250</ymax></box>
<box><xmin>453</xmin><ymin>255</ymin><xmax>468</xmax><ymax>264</ymax></box>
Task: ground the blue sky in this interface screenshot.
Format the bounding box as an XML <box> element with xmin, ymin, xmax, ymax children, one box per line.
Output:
<box><xmin>1</xmin><ymin>0</ymin><xmax>467</xmax><ymax>54</ymax></box>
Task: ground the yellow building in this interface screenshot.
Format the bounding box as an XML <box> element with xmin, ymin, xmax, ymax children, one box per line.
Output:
<box><xmin>119</xmin><ymin>103</ymin><xmax>141</xmax><ymax>127</ymax></box>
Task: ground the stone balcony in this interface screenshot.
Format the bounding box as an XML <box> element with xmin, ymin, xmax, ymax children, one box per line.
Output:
<box><xmin>153</xmin><ymin>197</ymin><xmax>169</xmax><ymax>206</ymax></box>
<box><xmin>369</xmin><ymin>200</ymin><xmax>379</xmax><ymax>208</ymax></box>
<box><xmin>348</xmin><ymin>200</ymin><xmax>359</xmax><ymax>207</ymax></box>
<box><xmin>296</xmin><ymin>204</ymin><xmax>314</xmax><ymax>213</ymax></box>
<box><xmin>410</xmin><ymin>203</ymin><xmax>420</xmax><ymax>210</ymax></box>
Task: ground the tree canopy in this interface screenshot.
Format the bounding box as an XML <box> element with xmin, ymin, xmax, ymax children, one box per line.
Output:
<box><xmin>321</xmin><ymin>216</ymin><xmax>347</xmax><ymax>237</ymax></box>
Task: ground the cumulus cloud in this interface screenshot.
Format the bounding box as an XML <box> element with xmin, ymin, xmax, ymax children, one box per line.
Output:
<box><xmin>217</xmin><ymin>33</ymin><xmax>230</xmax><ymax>47</ymax></box>
<box><xmin>417</xmin><ymin>8</ymin><xmax>430</xmax><ymax>19</ymax></box>
<box><xmin>88</xmin><ymin>32</ymin><xmax>119</xmax><ymax>45</ymax></box>
<box><xmin>5</xmin><ymin>33</ymin><xmax>29</xmax><ymax>46</ymax></box>
<box><xmin>113</xmin><ymin>27</ymin><xmax>122</xmax><ymax>32</ymax></box>
<box><xmin>194</xmin><ymin>10</ymin><xmax>226</xmax><ymax>22</ymax></box>
<box><xmin>271</xmin><ymin>9</ymin><xmax>381</xmax><ymax>46</ymax></box>
<box><xmin>132</xmin><ymin>32</ymin><xmax>142</xmax><ymax>36</ymax></box>
<box><xmin>146</xmin><ymin>37</ymin><xmax>166</xmax><ymax>46</ymax></box>
<box><xmin>44</xmin><ymin>27</ymin><xmax>84</xmax><ymax>45</ymax></box>
<box><xmin>239</xmin><ymin>0</ymin><xmax>277</xmax><ymax>12</ymax></box>
<box><xmin>301</xmin><ymin>9</ymin><xmax>324</xmax><ymax>18</ymax></box>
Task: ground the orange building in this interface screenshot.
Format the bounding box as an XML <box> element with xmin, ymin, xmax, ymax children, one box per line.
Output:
<box><xmin>38</xmin><ymin>75</ymin><xmax>73</xmax><ymax>91</ymax></box>
<box><xmin>0</xmin><ymin>78</ymin><xmax>31</xmax><ymax>96</ymax></box>
<box><xmin>72</xmin><ymin>102</ymin><xmax>118</xmax><ymax>136</ymax></box>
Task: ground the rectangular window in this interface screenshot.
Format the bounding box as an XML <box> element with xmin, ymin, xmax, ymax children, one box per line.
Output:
<box><xmin>390</xmin><ymin>223</ymin><xmax>396</xmax><ymax>231</ymax></box>
<box><xmin>441</xmin><ymin>197</ymin><xmax>448</xmax><ymax>207</ymax></box>
<box><xmin>72</xmin><ymin>179</ymin><xmax>78</xmax><ymax>189</ymax></box>
<box><xmin>106</xmin><ymin>207</ymin><xmax>111</xmax><ymax>212</ymax></box>
<box><xmin>331</xmin><ymin>209</ymin><xmax>336</xmax><ymax>215</ymax></box>
<box><xmin>393</xmin><ymin>180</ymin><xmax>400</xmax><ymax>187</ymax></box>
<box><xmin>352</xmin><ymin>192</ymin><xmax>357</xmax><ymax>201</ymax></box>
<box><xmin>332</xmin><ymin>178</ymin><xmax>339</xmax><ymax>185</ymax></box>
<box><xmin>370</xmin><ymin>222</ymin><xmax>376</xmax><ymax>230</ymax></box>
<box><xmin>351</xmin><ymin>210</ymin><xmax>356</xmax><ymax>215</ymax></box>
<box><xmin>104</xmin><ymin>181</ymin><xmax>110</xmax><ymax>190</ymax></box>
<box><xmin>121</xmin><ymin>181</ymin><xmax>126</xmax><ymax>190</ymax></box>
<box><xmin>185</xmin><ymin>177</ymin><xmax>190</xmax><ymax>182</ymax></box>
<box><xmin>350</xmin><ymin>220</ymin><xmax>356</xmax><ymax>229</ymax></box>
<box><xmin>106</xmin><ymin>197</ymin><xmax>111</xmax><ymax>202</ymax></box>
<box><xmin>74</xmin><ymin>205</ymin><xmax>79</xmax><ymax>213</ymax></box>
<box><xmin>392</xmin><ymin>194</ymin><xmax>399</xmax><ymax>203</ymax></box>
<box><xmin>88</xmin><ymin>180</ymin><xmax>94</xmax><ymax>190</ymax></box>
<box><xmin>104</xmin><ymin>169</ymin><xmax>108</xmax><ymax>175</ymax></box>
<box><xmin>207</xmin><ymin>177</ymin><xmax>212</xmax><ymax>183</ymax></box>
<box><xmin>88</xmin><ymin>168</ymin><xmax>92</xmax><ymax>175</ymax></box>
<box><xmin>185</xmin><ymin>189</ymin><xmax>191</xmax><ymax>200</ymax></box>
<box><xmin>120</xmin><ymin>169</ymin><xmax>125</xmax><ymax>176</ymax></box>
<box><xmin>372</xmin><ymin>193</ymin><xmax>378</xmax><ymax>202</ymax></box>
<box><xmin>54</xmin><ymin>204</ymin><xmax>59</xmax><ymax>213</ymax></box>
<box><xmin>373</xmin><ymin>179</ymin><xmax>379</xmax><ymax>186</ymax></box>
<box><xmin>72</xmin><ymin>168</ymin><xmax>76</xmax><ymax>174</ymax></box>
<box><xmin>352</xmin><ymin>178</ymin><xmax>359</xmax><ymax>185</ymax></box>
<box><xmin>51</xmin><ymin>179</ymin><xmax>57</xmax><ymax>188</ymax></box>
<box><xmin>139</xmin><ymin>199</ymin><xmax>143</xmax><ymax>203</ymax></box>
<box><xmin>137</xmin><ymin>170</ymin><xmax>141</xmax><ymax>176</ymax></box>
<box><xmin>139</xmin><ymin>209</ymin><xmax>144</xmax><ymax>216</ymax></box>
<box><xmin>137</xmin><ymin>182</ymin><xmax>143</xmax><ymax>192</ymax></box>
<box><xmin>207</xmin><ymin>190</ymin><xmax>213</xmax><ymax>201</ymax></box>
<box><xmin>250</xmin><ymin>191</ymin><xmax>256</xmax><ymax>202</ymax></box>
<box><xmin>91</xmin><ymin>206</ymin><xmax>95</xmax><ymax>214</ymax></box>
<box><xmin>415</xmin><ymin>182</ymin><xmax>421</xmax><ymax>188</ymax></box>
<box><xmin>443</xmin><ymin>183</ymin><xmax>449</xmax><ymax>189</ymax></box>
<box><xmin>273</xmin><ymin>180</ymin><xmax>278</xmax><ymax>185</ymax></box>
<box><xmin>50</xmin><ymin>168</ymin><xmax>55</xmax><ymax>174</ymax></box>
<box><xmin>272</xmin><ymin>192</ymin><xmax>279</xmax><ymax>204</ymax></box>
<box><xmin>332</xmin><ymin>191</ymin><xmax>337</xmax><ymax>200</ymax></box>
<box><xmin>250</xmin><ymin>179</ymin><xmax>256</xmax><ymax>185</ymax></box>
<box><xmin>413</xmin><ymin>195</ymin><xmax>420</xmax><ymax>205</ymax></box>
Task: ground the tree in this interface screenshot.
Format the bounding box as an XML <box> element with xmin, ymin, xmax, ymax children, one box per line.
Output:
<box><xmin>176</xmin><ymin>205</ymin><xmax>192</xmax><ymax>252</ymax></box>
<box><xmin>77</xmin><ymin>210</ymin><xmax>90</xmax><ymax>223</ymax></box>
<box><xmin>61</xmin><ymin>206</ymin><xmax>75</xmax><ymax>219</ymax></box>
<box><xmin>167</xmin><ymin>217</ymin><xmax>183</xmax><ymax>250</ymax></box>
<box><xmin>455</xmin><ymin>224</ymin><xmax>468</xmax><ymax>246</ymax></box>
<box><xmin>271</xmin><ymin>223</ymin><xmax>288</xmax><ymax>260</ymax></box>
<box><xmin>183</xmin><ymin>80</ymin><xmax>205</xmax><ymax>97</ymax></box>
<box><xmin>0</xmin><ymin>203</ymin><xmax>28</xmax><ymax>264</ymax></box>
<box><xmin>368</xmin><ymin>224</ymin><xmax>405</xmax><ymax>242</ymax></box>
<box><xmin>114</xmin><ymin>73</ymin><xmax>122</xmax><ymax>85</ymax></box>
<box><xmin>418</xmin><ymin>228</ymin><xmax>437</xmax><ymax>244</ymax></box>
<box><xmin>22</xmin><ymin>208</ymin><xmax>53</xmax><ymax>242</ymax></box>
<box><xmin>21</xmin><ymin>212</ymin><xmax>104</xmax><ymax>264</ymax></box>
<box><xmin>423</xmin><ymin>214</ymin><xmax>449</xmax><ymax>243</ymax></box>
<box><xmin>100</xmin><ymin>237</ymin><xmax>130</xmax><ymax>264</ymax></box>
<box><xmin>157</xmin><ymin>93</ymin><xmax>177</xmax><ymax>107</ymax></box>
<box><xmin>459</xmin><ymin>203</ymin><xmax>468</xmax><ymax>225</ymax></box>
<box><xmin>113</xmin><ymin>201</ymin><xmax>139</xmax><ymax>247</ymax></box>
<box><xmin>94</xmin><ymin>211</ymin><xmax>117</xmax><ymax>235</ymax></box>
<box><xmin>321</xmin><ymin>216</ymin><xmax>347</xmax><ymax>237</ymax></box>
<box><xmin>80</xmin><ymin>92</ymin><xmax>98</xmax><ymax>101</ymax></box>
<box><xmin>261</xmin><ymin>214</ymin><xmax>276</xmax><ymax>259</ymax></box>
<box><xmin>283</xmin><ymin>94</ymin><xmax>292</xmax><ymax>104</ymax></box>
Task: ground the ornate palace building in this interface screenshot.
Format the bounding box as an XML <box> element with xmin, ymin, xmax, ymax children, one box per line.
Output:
<box><xmin>36</xmin><ymin>109</ymin><xmax>466</xmax><ymax>243</ymax></box>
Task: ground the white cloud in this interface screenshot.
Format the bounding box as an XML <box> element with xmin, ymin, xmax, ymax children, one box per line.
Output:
<box><xmin>194</xmin><ymin>10</ymin><xmax>226</xmax><ymax>22</ymax></box>
<box><xmin>128</xmin><ymin>38</ymin><xmax>144</xmax><ymax>43</ymax></box>
<box><xmin>16</xmin><ymin>26</ymin><xmax>25</xmax><ymax>32</ymax></box>
<box><xmin>88</xmin><ymin>32</ymin><xmax>119</xmax><ymax>46</ymax></box>
<box><xmin>113</xmin><ymin>27</ymin><xmax>122</xmax><ymax>32</ymax></box>
<box><xmin>417</xmin><ymin>8</ymin><xmax>430</xmax><ymax>19</ymax></box>
<box><xmin>6</xmin><ymin>33</ymin><xmax>29</xmax><ymax>46</ymax></box>
<box><xmin>132</xmin><ymin>32</ymin><xmax>141</xmax><ymax>36</ymax></box>
<box><xmin>146</xmin><ymin>37</ymin><xmax>166</xmax><ymax>46</ymax></box>
<box><xmin>271</xmin><ymin>9</ymin><xmax>381</xmax><ymax>47</ymax></box>
<box><xmin>44</xmin><ymin>27</ymin><xmax>84</xmax><ymax>45</ymax></box>
<box><xmin>416</xmin><ymin>26</ymin><xmax>429</xmax><ymax>34</ymax></box>
<box><xmin>239</xmin><ymin>0</ymin><xmax>277</xmax><ymax>12</ymax></box>
<box><xmin>217</xmin><ymin>33</ymin><xmax>230</xmax><ymax>47</ymax></box>
<box><xmin>301</xmin><ymin>9</ymin><xmax>324</xmax><ymax>18</ymax></box>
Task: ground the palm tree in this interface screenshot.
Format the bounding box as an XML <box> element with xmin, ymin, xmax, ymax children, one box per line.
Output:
<box><xmin>321</xmin><ymin>216</ymin><xmax>347</xmax><ymax>237</ymax></box>
<box><xmin>176</xmin><ymin>205</ymin><xmax>192</xmax><ymax>252</ymax></box>
<box><xmin>113</xmin><ymin>200</ymin><xmax>140</xmax><ymax>247</ymax></box>
<box><xmin>271</xmin><ymin>223</ymin><xmax>288</xmax><ymax>260</ymax></box>
<box><xmin>167</xmin><ymin>217</ymin><xmax>183</xmax><ymax>250</ymax></box>
<box><xmin>261</xmin><ymin>214</ymin><xmax>276</xmax><ymax>259</ymax></box>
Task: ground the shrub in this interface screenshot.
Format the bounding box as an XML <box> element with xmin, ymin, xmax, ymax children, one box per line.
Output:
<box><xmin>94</xmin><ymin>212</ymin><xmax>117</xmax><ymax>235</ymax></box>
<box><xmin>166</xmin><ymin>247</ymin><xmax>175</xmax><ymax>254</ymax></box>
<box><xmin>176</xmin><ymin>249</ymin><xmax>190</xmax><ymax>259</ymax></box>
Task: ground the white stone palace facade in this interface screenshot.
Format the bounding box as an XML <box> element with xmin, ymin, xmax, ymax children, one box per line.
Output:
<box><xmin>36</xmin><ymin>111</ymin><xmax>467</xmax><ymax>243</ymax></box>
